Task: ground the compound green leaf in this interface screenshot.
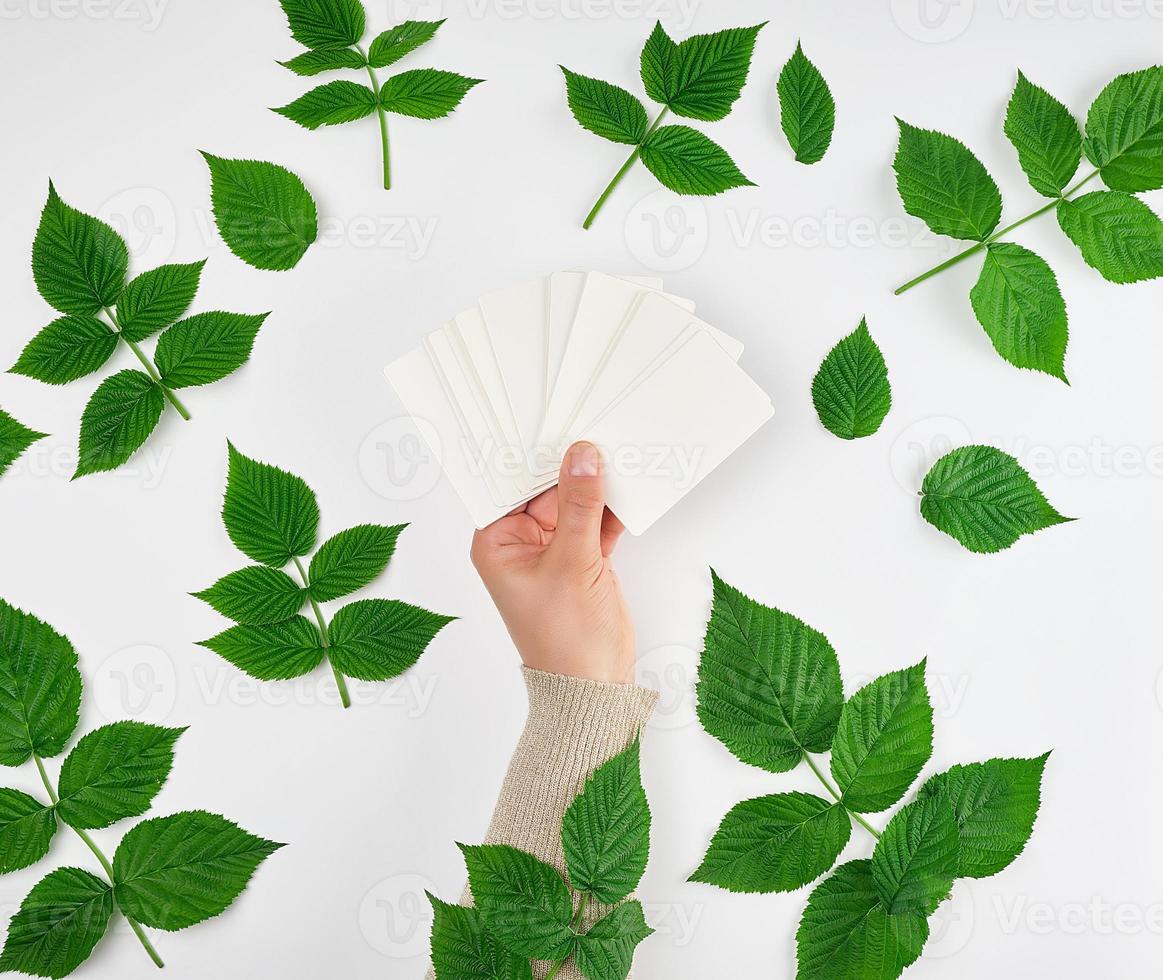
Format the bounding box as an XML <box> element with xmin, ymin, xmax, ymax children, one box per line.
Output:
<box><xmin>0</xmin><ymin>788</ymin><xmax>57</xmax><ymax>874</ymax></box>
<box><xmin>277</xmin><ymin>0</ymin><xmax>365</xmax><ymax>50</ymax></box>
<box><xmin>427</xmin><ymin>894</ymin><xmax>533</xmax><ymax>980</ymax></box>
<box><xmin>155</xmin><ymin>311</ymin><xmax>268</xmax><ymax>389</ymax></box>
<box><xmin>198</xmin><ymin>617</ymin><xmax>324</xmax><ymax>680</ymax></box>
<box><xmin>379</xmin><ymin>69</ymin><xmax>482</xmax><ymax>119</ymax></box>
<box><xmin>1057</xmin><ymin>189</ymin><xmax>1163</xmax><ymax>284</ymax></box>
<box><xmin>690</xmin><ymin>792</ymin><xmax>850</xmax><ymax>894</ymax></box>
<box><xmin>920</xmin><ymin>445</ymin><xmax>1073</xmax><ymax>553</ymax></box>
<box><xmin>811</xmin><ymin>318</ymin><xmax>891</xmax><ymax>440</ymax></box>
<box><xmin>368</xmin><ymin>19</ymin><xmax>444</xmax><ymax>69</ymax></box>
<box><xmin>696</xmin><ymin>571</ymin><xmax>843</xmax><ymax>773</ymax></box>
<box><xmin>222</xmin><ymin>443</ymin><xmax>320</xmax><ymax>567</ymax></box>
<box><xmin>113</xmin><ymin>810</ymin><xmax>284</xmax><ymax>930</ymax></box>
<box><xmin>115</xmin><ymin>260</ymin><xmax>206</xmax><ymax>341</ymax></box>
<box><xmin>74</xmin><ymin>369</ymin><xmax>164</xmax><ymax>479</ymax></box>
<box><xmin>574</xmin><ymin>901</ymin><xmax>653</xmax><ymax>980</ymax></box>
<box><xmin>279</xmin><ymin>48</ymin><xmax>366</xmax><ymax>76</ymax></box>
<box><xmin>561</xmin><ymin>68</ymin><xmax>649</xmax><ymax>146</ymax></box>
<box><xmin>871</xmin><ymin>795</ymin><xmax>959</xmax><ymax>915</ymax></box>
<box><xmin>327</xmin><ymin>599</ymin><xmax>453</xmax><ymax>681</ymax></box>
<box><xmin>193</xmin><ymin>566</ymin><xmax>306</xmax><ymax>625</ymax></box>
<box><xmin>1083</xmin><ymin>66</ymin><xmax>1163</xmax><ymax>192</ymax></box>
<box><xmin>308</xmin><ymin>524</ymin><xmax>406</xmax><ymax>602</ymax></box>
<box><xmin>777</xmin><ymin>42</ymin><xmax>835</xmax><ymax>165</ymax></box>
<box><xmin>640</xmin><ymin>125</ymin><xmax>753</xmax><ymax>195</ymax></box>
<box><xmin>274</xmin><ymin>80</ymin><xmax>378</xmax><ymax>129</ymax></box>
<box><xmin>0</xmin><ymin>410</ymin><xmax>47</xmax><ymax>479</ymax></box>
<box><xmin>1004</xmin><ymin>71</ymin><xmax>1082</xmax><ymax>197</ymax></box>
<box><xmin>10</xmin><ymin>315</ymin><xmax>117</xmax><ymax>385</ymax></box>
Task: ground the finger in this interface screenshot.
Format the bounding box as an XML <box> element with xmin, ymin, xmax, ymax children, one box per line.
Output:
<box><xmin>548</xmin><ymin>441</ymin><xmax>605</xmax><ymax>568</ymax></box>
<box><xmin>525</xmin><ymin>485</ymin><xmax>559</xmax><ymax>531</ymax></box>
<box><xmin>600</xmin><ymin>507</ymin><xmax>625</xmax><ymax>557</ymax></box>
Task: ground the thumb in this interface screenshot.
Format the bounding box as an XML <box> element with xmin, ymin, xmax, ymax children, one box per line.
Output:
<box><xmin>550</xmin><ymin>442</ymin><xmax>606</xmax><ymax>567</ymax></box>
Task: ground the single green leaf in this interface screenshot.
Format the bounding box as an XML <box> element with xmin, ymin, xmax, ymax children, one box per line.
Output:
<box><xmin>1056</xmin><ymin>189</ymin><xmax>1163</xmax><ymax>284</ymax></box>
<box><xmin>198</xmin><ymin>617</ymin><xmax>324</xmax><ymax>681</ymax></box>
<box><xmin>427</xmin><ymin>893</ymin><xmax>533</xmax><ymax>980</ymax></box>
<box><xmin>0</xmin><ymin>598</ymin><xmax>82</xmax><ymax>766</ymax></box>
<box><xmin>368</xmin><ymin>19</ymin><xmax>444</xmax><ymax>69</ymax></box>
<box><xmin>696</xmin><ymin>571</ymin><xmax>843</xmax><ymax>773</ymax></box>
<box><xmin>274</xmin><ymin>79</ymin><xmax>378</xmax><ymax>129</ymax></box>
<box><xmin>327</xmin><ymin>599</ymin><xmax>453</xmax><ymax>681</ymax></box>
<box><xmin>458</xmin><ymin>843</ymin><xmax>576</xmax><ymax>961</ymax></box>
<box><xmin>562</xmin><ymin>739</ymin><xmax>650</xmax><ymax>905</ymax></box>
<box><xmin>574</xmin><ymin>900</ymin><xmax>654</xmax><ymax>980</ymax></box>
<box><xmin>0</xmin><ymin>788</ymin><xmax>57</xmax><ymax>874</ymax></box>
<box><xmin>811</xmin><ymin>318</ymin><xmax>891</xmax><ymax>440</ymax></box>
<box><xmin>31</xmin><ymin>182</ymin><xmax>128</xmax><ymax>316</ymax></box>
<box><xmin>795</xmin><ymin>859</ymin><xmax>928</xmax><ymax>980</ymax></box>
<box><xmin>379</xmin><ymin>68</ymin><xmax>483</xmax><ymax>119</ymax></box>
<box><xmin>1083</xmin><ymin>66</ymin><xmax>1163</xmax><ymax>192</ymax></box>
<box><xmin>56</xmin><ymin>721</ymin><xmax>184</xmax><ymax>830</ymax></box>
<box><xmin>308</xmin><ymin>523</ymin><xmax>406</xmax><ymax>602</ymax></box>
<box><xmin>222</xmin><ymin>443</ymin><xmax>320</xmax><ymax>567</ymax></box>
<box><xmin>561</xmin><ymin>68</ymin><xmax>649</xmax><ymax>146</ymax></box>
<box><xmin>113</xmin><ymin>810</ymin><xmax>284</xmax><ymax>930</ymax></box>
<box><xmin>894</xmin><ymin>120</ymin><xmax>1002</xmax><ymax>241</ymax></box>
<box><xmin>970</xmin><ymin>242</ymin><xmax>1069</xmax><ymax>380</ymax></box>
<box><xmin>871</xmin><ymin>795</ymin><xmax>959</xmax><ymax>915</ymax></box>
<box><xmin>155</xmin><ymin>311</ymin><xmax>268</xmax><ymax>389</ymax></box>
<box><xmin>10</xmin><ymin>315</ymin><xmax>117</xmax><ymax>385</ymax></box>
<box><xmin>690</xmin><ymin>792</ymin><xmax>850</xmax><ymax>894</ymax></box>
<box><xmin>1004</xmin><ymin>71</ymin><xmax>1082</xmax><ymax>197</ymax></box>
<box><xmin>640</xmin><ymin>125</ymin><xmax>754</xmax><ymax>195</ymax></box>
<box><xmin>277</xmin><ymin>0</ymin><xmax>365</xmax><ymax>50</ymax></box>
<box><xmin>0</xmin><ymin>410</ymin><xmax>47</xmax><ymax>479</ymax></box>
<box><xmin>639</xmin><ymin>21</ymin><xmax>764</xmax><ymax>122</ymax></box>
<box><xmin>201</xmin><ymin>152</ymin><xmax>318</xmax><ymax>271</ymax></box>
<box><xmin>115</xmin><ymin>260</ymin><xmax>206</xmax><ymax>341</ymax></box>
<box><xmin>279</xmin><ymin>47</ymin><xmax>366</xmax><ymax>76</ymax></box>
<box><xmin>74</xmin><ymin>369</ymin><xmax>164</xmax><ymax>479</ymax></box>
<box><xmin>777</xmin><ymin>42</ymin><xmax>835</xmax><ymax>165</ymax></box>
<box><xmin>918</xmin><ymin>754</ymin><xmax>1048</xmax><ymax>878</ymax></box>
<box><xmin>0</xmin><ymin>867</ymin><xmax>112</xmax><ymax>979</ymax></box>
<box><xmin>193</xmin><ymin>566</ymin><xmax>306</xmax><ymax>625</ymax></box>
<box><xmin>920</xmin><ymin>444</ymin><xmax>1073</xmax><ymax>553</ymax></box>
<box><xmin>830</xmin><ymin>662</ymin><xmax>933</xmax><ymax>814</ymax></box>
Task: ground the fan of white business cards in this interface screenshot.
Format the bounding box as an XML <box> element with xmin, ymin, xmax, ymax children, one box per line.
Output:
<box><xmin>384</xmin><ymin>271</ymin><xmax>774</xmax><ymax>535</ymax></box>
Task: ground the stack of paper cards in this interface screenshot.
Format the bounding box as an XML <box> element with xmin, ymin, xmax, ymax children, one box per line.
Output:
<box><xmin>384</xmin><ymin>272</ymin><xmax>774</xmax><ymax>535</ymax></box>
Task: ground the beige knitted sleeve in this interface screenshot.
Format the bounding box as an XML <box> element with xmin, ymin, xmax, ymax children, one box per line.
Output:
<box><xmin>426</xmin><ymin>666</ymin><xmax>659</xmax><ymax>980</ymax></box>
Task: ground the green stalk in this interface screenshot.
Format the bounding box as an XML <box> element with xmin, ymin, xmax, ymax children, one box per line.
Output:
<box><xmin>33</xmin><ymin>755</ymin><xmax>165</xmax><ymax>969</ymax></box>
<box><xmin>292</xmin><ymin>557</ymin><xmax>352</xmax><ymax>709</ymax></box>
<box><xmin>802</xmin><ymin>752</ymin><xmax>881</xmax><ymax>841</ymax></box>
<box><xmin>545</xmin><ymin>892</ymin><xmax>592</xmax><ymax>979</ymax></box>
<box><xmin>357</xmin><ymin>46</ymin><xmax>391</xmax><ymax>190</ymax></box>
<box><xmin>893</xmin><ymin>169</ymin><xmax>1101</xmax><ymax>295</ymax></box>
<box><xmin>582</xmin><ymin>108</ymin><xmax>669</xmax><ymax>230</ymax></box>
<box><xmin>101</xmin><ymin>308</ymin><xmax>191</xmax><ymax>421</ymax></box>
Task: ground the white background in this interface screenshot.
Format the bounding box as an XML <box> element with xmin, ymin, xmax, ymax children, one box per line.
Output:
<box><xmin>1</xmin><ymin>0</ymin><xmax>1161</xmax><ymax>977</ymax></box>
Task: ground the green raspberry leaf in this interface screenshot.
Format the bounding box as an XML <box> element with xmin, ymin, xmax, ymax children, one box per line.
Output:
<box><xmin>690</xmin><ymin>792</ymin><xmax>850</xmax><ymax>894</ymax></box>
<box><xmin>871</xmin><ymin>795</ymin><xmax>959</xmax><ymax>915</ymax></box>
<box><xmin>777</xmin><ymin>42</ymin><xmax>835</xmax><ymax>165</ymax></box>
<box><xmin>640</xmin><ymin>125</ymin><xmax>754</xmax><ymax>196</ymax></box>
<box><xmin>0</xmin><ymin>409</ymin><xmax>48</xmax><ymax>479</ymax></box>
<box><xmin>639</xmin><ymin>21</ymin><xmax>678</xmax><ymax>105</ymax></box>
<box><xmin>1056</xmin><ymin>189</ymin><xmax>1163</xmax><ymax>284</ymax></box>
<box><xmin>830</xmin><ymin>662</ymin><xmax>933</xmax><ymax>814</ymax></box>
<box><xmin>10</xmin><ymin>315</ymin><xmax>117</xmax><ymax>385</ymax></box>
<box><xmin>193</xmin><ymin>566</ymin><xmax>306</xmax><ymax>625</ymax></box>
<box><xmin>113</xmin><ymin>810</ymin><xmax>284</xmax><ymax>931</ymax></box>
<box><xmin>327</xmin><ymin>599</ymin><xmax>453</xmax><ymax>681</ymax></box>
<box><xmin>308</xmin><ymin>523</ymin><xmax>406</xmax><ymax>602</ymax></box>
<box><xmin>970</xmin><ymin>242</ymin><xmax>1069</xmax><ymax>381</ymax></box>
<box><xmin>894</xmin><ymin>120</ymin><xmax>1002</xmax><ymax>241</ymax></box>
<box><xmin>641</xmin><ymin>22</ymin><xmax>765</xmax><ymax>122</ymax></box>
<box><xmin>74</xmin><ymin>369</ymin><xmax>165</xmax><ymax>480</ymax></box>
<box><xmin>0</xmin><ymin>867</ymin><xmax>112</xmax><ymax>979</ymax></box>
<box><xmin>198</xmin><ymin>617</ymin><xmax>324</xmax><ymax>680</ymax></box>
<box><xmin>201</xmin><ymin>153</ymin><xmax>318</xmax><ymax>271</ymax></box>
<box><xmin>274</xmin><ymin>80</ymin><xmax>379</xmax><ymax>129</ymax></box>
<box><xmin>1083</xmin><ymin>66</ymin><xmax>1163</xmax><ymax>192</ymax></box>
<box><xmin>379</xmin><ymin>68</ymin><xmax>483</xmax><ymax>119</ymax></box>
<box><xmin>811</xmin><ymin>318</ymin><xmax>891</xmax><ymax>440</ymax></box>
<box><xmin>574</xmin><ymin>900</ymin><xmax>654</xmax><ymax>980</ymax></box>
<box><xmin>562</xmin><ymin>738</ymin><xmax>650</xmax><ymax>905</ymax></box>
<box><xmin>222</xmin><ymin>443</ymin><xmax>320</xmax><ymax>567</ymax></box>
<box><xmin>115</xmin><ymin>260</ymin><xmax>206</xmax><ymax>341</ymax></box>
<box><xmin>0</xmin><ymin>788</ymin><xmax>57</xmax><ymax>874</ymax></box>
<box><xmin>368</xmin><ymin>19</ymin><xmax>444</xmax><ymax>69</ymax></box>
<box><xmin>277</xmin><ymin>0</ymin><xmax>365</xmax><ymax>50</ymax></box>
<box><xmin>458</xmin><ymin>842</ymin><xmax>576</xmax><ymax>961</ymax></box>
<box><xmin>919</xmin><ymin>445</ymin><xmax>1073</xmax><ymax>553</ymax></box>
<box><xmin>279</xmin><ymin>48</ymin><xmax>366</xmax><ymax>76</ymax></box>
<box><xmin>796</xmin><ymin>859</ymin><xmax>927</xmax><ymax>980</ymax></box>
<box><xmin>918</xmin><ymin>754</ymin><xmax>1049</xmax><ymax>879</ymax></box>
<box><xmin>1003</xmin><ymin>71</ymin><xmax>1082</xmax><ymax>198</ymax></box>
<box><xmin>561</xmin><ymin>67</ymin><xmax>649</xmax><ymax>146</ymax></box>
<box><xmin>155</xmin><ymin>311</ymin><xmax>268</xmax><ymax>389</ymax></box>
<box><xmin>427</xmin><ymin>893</ymin><xmax>533</xmax><ymax>980</ymax></box>
<box><xmin>0</xmin><ymin>599</ymin><xmax>82</xmax><ymax>766</ymax></box>
<box><xmin>56</xmin><ymin>721</ymin><xmax>184</xmax><ymax>830</ymax></box>
<box><xmin>32</xmin><ymin>182</ymin><xmax>128</xmax><ymax>316</ymax></box>
<box><xmin>696</xmin><ymin>571</ymin><xmax>843</xmax><ymax>773</ymax></box>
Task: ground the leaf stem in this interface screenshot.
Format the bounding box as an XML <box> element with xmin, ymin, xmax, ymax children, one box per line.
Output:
<box><xmin>893</xmin><ymin>169</ymin><xmax>1101</xmax><ymax>295</ymax></box>
<box><xmin>544</xmin><ymin>892</ymin><xmax>591</xmax><ymax>979</ymax></box>
<box><xmin>292</xmin><ymin>557</ymin><xmax>352</xmax><ymax>709</ymax></box>
<box><xmin>802</xmin><ymin>752</ymin><xmax>882</xmax><ymax>841</ymax></box>
<box><xmin>582</xmin><ymin>107</ymin><xmax>669</xmax><ymax>230</ymax></box>
<box><xmin>32</xmin><ymin>754</ymin><xmax>165</xmax><ymax>969</ymax></box>
<box><xmin>101</xmin><ymin>308</ymin><xmax>191</xmax><ymax>421</ymax></box>
<box><xmin>357</xmin><ymin>47</ymin><xmax>390</xmax><ymax>190</ymax></box>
